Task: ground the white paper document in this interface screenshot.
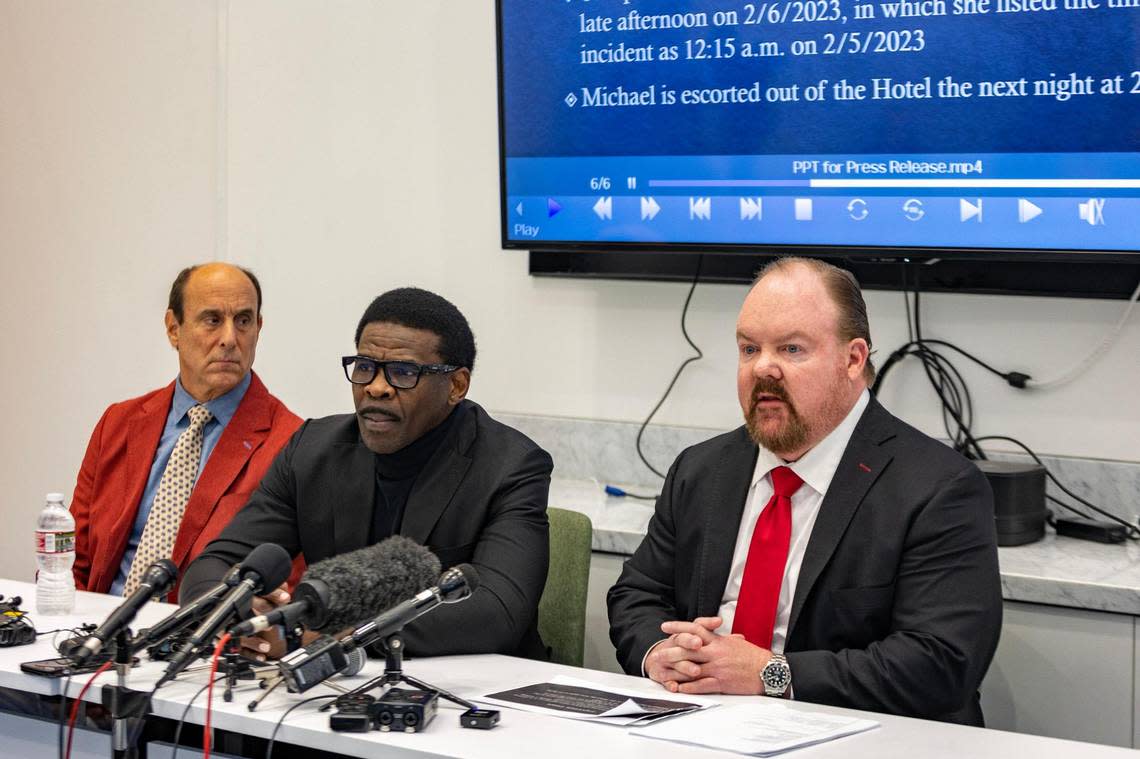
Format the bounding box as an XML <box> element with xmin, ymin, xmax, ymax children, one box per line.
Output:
<box><xmin>480</xmin><ymin>674</ymin><xmax>718</xmax><ymax>726</ymax></box>
<box><xmin>630</xmin><ymin>701</ymin><xmax>879</xmax><ymax>755</ymax></box>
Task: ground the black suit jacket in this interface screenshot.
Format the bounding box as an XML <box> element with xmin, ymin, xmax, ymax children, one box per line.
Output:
<box><xmin>182</xmin><ymin>400</ymin><xmax>552</xmax><ymax>659</ymax></box>
<box><xmin>607</xmin><ymin>397</ymin><xmax>1002</xmax><ymax>725</ymax></box>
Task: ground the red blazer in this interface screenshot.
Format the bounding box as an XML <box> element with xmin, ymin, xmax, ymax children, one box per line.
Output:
<box><xmin>71</xmin><ymin>371</ymin><xmax>302</xmax><ymax>598</ymax></box>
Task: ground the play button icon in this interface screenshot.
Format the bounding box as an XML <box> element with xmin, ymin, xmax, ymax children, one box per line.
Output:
<box><xmin>547</xmin><ymin>198</ymin><xmax>562</xmax><ymax>218</ymax></box>
<box><xmin>1018</xmin><ymin>199</ymin><xmax>1042</xmax><ymax>223</ymax></box>
<box><xmin>959</xmin><ymin>198</ymin><xmax>982</xmax><ymax>223</ymax></box>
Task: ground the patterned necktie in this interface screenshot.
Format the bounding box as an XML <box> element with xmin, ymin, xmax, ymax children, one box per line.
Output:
<box><xmin>732</xmin><ymin>465</ymin><xmax>804</xmax><ymax>649</ymax></box>
<box><xmin>123</xmin><ymin>404</ymin><xmax>213</xmax><ymax>596</ymax></box>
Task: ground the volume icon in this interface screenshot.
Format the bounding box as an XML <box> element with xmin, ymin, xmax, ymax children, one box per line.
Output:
<box><xmin>1078</xmin><ymin>199</ymin><xmax>1104</xmax><ymax>226</ymax></box>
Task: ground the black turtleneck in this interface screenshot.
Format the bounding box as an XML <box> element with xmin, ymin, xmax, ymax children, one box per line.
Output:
<box><xmin>369</xmin><ymin>402</ymin><xmax>467</xmax><ymax>543</ymax></box>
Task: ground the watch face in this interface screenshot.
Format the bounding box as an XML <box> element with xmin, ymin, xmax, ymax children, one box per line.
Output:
<box><xmin>763</xmin><ymin>660</ymin><xmax>791</xmax><ymax>690</ymax></box>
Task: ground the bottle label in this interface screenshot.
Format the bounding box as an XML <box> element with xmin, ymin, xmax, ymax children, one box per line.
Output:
<box><xmin>36</xmin><ymin>530</ymin><xmax>75</xmax><ymax>554</ymax></box>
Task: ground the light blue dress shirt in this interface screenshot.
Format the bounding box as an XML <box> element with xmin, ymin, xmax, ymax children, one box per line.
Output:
<box><xmin>110</xmin><ymin>372</ymin><xmax>251</xmax><ymax>595</ymax></box>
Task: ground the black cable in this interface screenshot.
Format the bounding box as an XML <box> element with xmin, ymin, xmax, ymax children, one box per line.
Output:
<box><xmin>875</xmin><ymin>338</ymin><xmax>1028</xmax><ymax>388</ymax></box>
<box><xmin>901</xmin><ymin>264</ymin><xmax>914</xmax><ymax>343</ymax></box>
<box><xmin>635</xmin><ymin>255</ymin><xmax>704</xmax><ymax>479</ymax></box>
<box><xmin>265</xmin><ymin>694</ymin><xmax>337</xmax><ymax>759</ymax></box>
<box><xmin>974</xmin><ymin>435</ymin><xmax>1139</xmax><ymax>539</ymax></box>
<box><xmin>1047</xmin><ymin>494</ymin><xmax>1093</xmax><ymax>522</ymax></box>
<box><xmin>171</xmin><ymin>675</ymin><xmax>225</xmax><ymax>759</ymax></box>
<box><xmin>914</xmin><ymin>279</ymin><xmax>924</xmax><ymax>340</ymax></box>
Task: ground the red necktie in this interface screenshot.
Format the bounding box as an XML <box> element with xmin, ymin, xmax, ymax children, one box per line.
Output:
<box><xmin>732</xmin><ymin>466</ymin><xmax>804</xmax><ymax>649</ymax></box>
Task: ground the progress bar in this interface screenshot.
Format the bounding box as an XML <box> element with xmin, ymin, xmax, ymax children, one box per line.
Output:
<box><xmin>811</xmin><ymin>179</ymin><xmax>1140</xmax><ymax>188</ymax></box>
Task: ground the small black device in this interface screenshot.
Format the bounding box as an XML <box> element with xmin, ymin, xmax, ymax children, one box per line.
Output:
<box><xmin>976</xmin><ymin>460</ymin><xmax>1047</xmax><ymax>546</ymax></box>
<box><xmin>328</xmin><ymin>694</ymin><xmax>377</xmax><ymax>733</ymax></box>
<box><xmin>278</xmin><ymin>634</ymin><xmax>350</xmax><ymax>693</ymax></box>
<box><xmin>0</xmin><ymin>595</ymin><xmax>36</xmax><ymax>647</ymax></box>
<box><xmin>21</xmin><ymin>655</ymin><xmax>138</xmax><ymax>678</ymax></box>
<box><xmin>143</xmin><ymin>626</ymin><xmax>197</xmax><ymax>662</ymax></box>
<box><xmin>374</xmin><ymin>688</ymin><xmax>438</xmax><ymax>733</ymax></box>
<box><xmin>1054</xmin><ymin>517</ymin><xmax>1129</xmax><ymax>544</ymax></box>
<box><xmin>460</xmin><ymin>707</ymin><xmax>500</xmax><ymax>730</ymax></box>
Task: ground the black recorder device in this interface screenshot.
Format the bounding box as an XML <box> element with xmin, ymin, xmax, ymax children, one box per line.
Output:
<box><xmin>330</xmin><ymin>688</ymin><xmax>440</xmax><ymax>733</ymax></box>
<box><xmin>375</xmin><ymin>688</ymin><xmax>439</xmax><ymax>732</ymax></box>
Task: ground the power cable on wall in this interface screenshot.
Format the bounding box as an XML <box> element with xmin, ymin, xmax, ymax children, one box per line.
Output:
<box><xmin>634</xmin><ymin>255</ymin><xmax>705</xmax><ymax>481</ymax></box>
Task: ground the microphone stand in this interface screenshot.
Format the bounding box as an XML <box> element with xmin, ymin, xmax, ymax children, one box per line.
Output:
<box><xmin>102</xmin><ymin>628</ymin><xmax>149</xmax><ymax>759</ymax></box>
<box><xmin>222</xmin><ymin>620</ymin><xmax>305</xmax><ymax>704</ymax></box>
<box><xmin>245</xmin><ymin>622</ymin><xmax>309</xmax><ymax>712</ymax></box>
<box><xmin>319</xmin><ymin>631</ymin><xmax>476</xmax><ymax>714</ymax></box>
<box><xmin>219</xmin><ymin>637</ymin><xmax>261</xmax><ymax>703</ymax></box>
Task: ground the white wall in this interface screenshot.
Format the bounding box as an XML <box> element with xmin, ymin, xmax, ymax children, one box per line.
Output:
<box><xmin>1</xmin><ymin>1</ymin><xmax>1137</xmax><ymax>581</ymax></box>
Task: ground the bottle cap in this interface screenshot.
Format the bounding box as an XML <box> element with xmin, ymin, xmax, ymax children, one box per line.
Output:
<box><xmin>45</xmin><ymin>493</ymin><xmax>65</xmax><ymax>503</ymax></box>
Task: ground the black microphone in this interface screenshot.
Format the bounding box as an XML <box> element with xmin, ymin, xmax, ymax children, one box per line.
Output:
<box><xmin>71</xmin><ymin>559</ymin><xmax>177</xmax><ymax>665</ymax></box>
<box><xmin>346</xmin><ymin>563</ymin><xmax>479</xmax><ymax>651</ymax></box>
<box><xmin>229</xmin><ymin>535</ymin><xmax>442</xmax><ymax>637</ymax></box>
<box><xmin>275</xmin><ymin>564</ymin><xmax>477</xmax><ymax>694</ymax></box>
<box><xmin>229</xmin><ymin>578</ymin><xmax>330</xmax><ymax>637</ymax></box>
<box><xmin>128</xmin><ymin>564</ymin><xmax>243</xmax><ymax>655</ymax></box>
<box><xmin>158</xmin><ymin>543</ymin><xmax>292</xmax><ymax>686</ymax></box>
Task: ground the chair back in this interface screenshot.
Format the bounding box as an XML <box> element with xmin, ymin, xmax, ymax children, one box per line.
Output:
<box><xmin>538</xmin><ymin>507</ymin><xmax>593</xmax><ymax>667</ymax></box>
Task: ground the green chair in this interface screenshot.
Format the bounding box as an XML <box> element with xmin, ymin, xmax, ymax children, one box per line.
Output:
<box><xmin>538</xmin><ymin>507</ymin><xmax>593</xmax><ymax>667</ymax></box>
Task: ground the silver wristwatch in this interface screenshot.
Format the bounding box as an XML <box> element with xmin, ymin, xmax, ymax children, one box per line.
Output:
<box><xmin>761</xmin><ymin>653</ymin><xmax>792</xmax><ymax>697</ymax></box>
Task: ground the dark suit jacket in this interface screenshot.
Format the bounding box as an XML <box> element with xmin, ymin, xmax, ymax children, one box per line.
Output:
<box><xmin>607</xmin><ymin>397</ymin><xmax>1002</xmax><ymax>725</ymax></box>
<box><xmin>181</xmin><ymin>400</ymin><xmax>553</xmax><ymax>660</ymax></box>
<box><xmin>71</xmin><ymin>372</ymin><xmax>302</xmax><ymax>599</ymax></box>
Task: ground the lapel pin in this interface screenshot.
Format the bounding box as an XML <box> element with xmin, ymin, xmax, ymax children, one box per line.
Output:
<box><xmin>243</xmin><ymin>440</ymin><xmax>252</xmax><ymax>450</ymax></box>
<box><xmin>858</xmin><ymin>463</ymin><xmax>872</xmax><ymax>473</ymax></box>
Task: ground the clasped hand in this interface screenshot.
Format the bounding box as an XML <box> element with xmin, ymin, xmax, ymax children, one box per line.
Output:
<box><xmin>645</xmin><ymin>617</ymin><xmax>772</xmax><ymax>695</ymax></box>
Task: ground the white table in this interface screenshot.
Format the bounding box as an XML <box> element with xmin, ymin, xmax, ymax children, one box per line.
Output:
<box><xmin>1</xmin><ymin>580</ymin><xmax>1134</xmax><ymax>759</ymax></box>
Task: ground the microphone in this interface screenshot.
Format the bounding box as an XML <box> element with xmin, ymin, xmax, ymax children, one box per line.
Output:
<box><xmin>128</xmin><ymin>564</ymin><xmax>244</xmax><ymax>655</ymax></box>
<box><xmin>275</xmin><ymin>564</ymin><xmax>477</xmax><ymax>694</ymax></box>
<box><xmin>229</xmin><ymin>535</ymin><xmax>441</xmax><ymax>637</ymax></box>
<box><xmin>71</xmin><ymin>559</ymin><xmax>177</xmax><ymax>665</ymax></box>
<box><xmin>229</xmin><ymin>579</ymin><xmax>330</xmax><ymax>637</ymax></box>
<box><xmin>158</xmin><ymin>543</ymin><xmax>292</xmax><ymax>686</ymax></box>
<box><xmin>346</xmin><ymin>563</ymin><xmax>479</xmax><ymax>651</ymax></box>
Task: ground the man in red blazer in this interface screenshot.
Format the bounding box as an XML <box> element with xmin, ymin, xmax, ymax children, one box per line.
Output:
<box><xmin>71</xmin><ymin>262</ymin><xmax>301</xmax><ymax>598</ymax></box>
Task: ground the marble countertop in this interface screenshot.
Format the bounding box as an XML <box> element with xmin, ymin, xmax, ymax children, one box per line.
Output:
<box><xmin>549</xmin><ymin>478</ymin><xmax>1140</xmax><ymax>617</ymax></box>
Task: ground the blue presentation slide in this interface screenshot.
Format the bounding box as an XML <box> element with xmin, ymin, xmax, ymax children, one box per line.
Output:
<box><xmin>499</xmin><ymin>0</ymin><xmax>1140</xmax><ymax>251</ymax></box>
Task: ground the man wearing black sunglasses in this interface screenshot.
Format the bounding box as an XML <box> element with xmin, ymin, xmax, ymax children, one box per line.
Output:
<box><xmin>182</xmin><ymin>287</ymin><xmax>553</xmax><ymax>661</ymax></box>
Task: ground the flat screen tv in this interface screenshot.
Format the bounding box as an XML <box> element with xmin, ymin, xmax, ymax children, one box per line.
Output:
<box><xmin>496</xmin><ymin>0</ymin><xmax>1140</xmax><ymax>296</ymax></box>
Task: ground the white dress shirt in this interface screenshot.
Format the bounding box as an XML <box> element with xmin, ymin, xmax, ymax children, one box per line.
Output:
<box><xmin>716</xmin><ymin>389</ymin><xmax>870</xmax><ymax>654</ymax></box>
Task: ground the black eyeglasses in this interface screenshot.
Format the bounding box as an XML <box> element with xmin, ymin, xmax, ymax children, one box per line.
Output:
<box><xmin>341</xmin><ymin>355</ymin><xmax>459</xmax><ymax>390</ymax></box>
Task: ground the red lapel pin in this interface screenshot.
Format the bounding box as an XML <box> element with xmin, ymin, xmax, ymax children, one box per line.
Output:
<box><xmin>858</xmin><ymin>462</ymin><xmax>872</xmax><ymax>473</ymax></box>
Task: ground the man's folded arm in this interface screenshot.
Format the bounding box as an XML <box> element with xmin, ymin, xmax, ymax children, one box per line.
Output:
<box><xmin>400</xmin><ymin>445</ymin><xmax>553</xmax><ymax>656</ymax></box>
<box><xmin>607</xmin><ymin>453</ymin><xmax>686</xmax><ymax>675</ymax></box>
<box><xmin>786</xmin><ymin>464</ymin><xmax>1003</xmax><ymax>718</ymax></box>
<box><xmin>179</xmin><ymin>423</ymin><xmax>307</xmax><ymax>603</ymax></box>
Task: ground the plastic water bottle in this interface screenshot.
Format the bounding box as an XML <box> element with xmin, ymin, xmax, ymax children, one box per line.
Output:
<box><xmin>35</xmin><ymin>492</ymin><xmax>76</xmax><ymax>615</ymax></box>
